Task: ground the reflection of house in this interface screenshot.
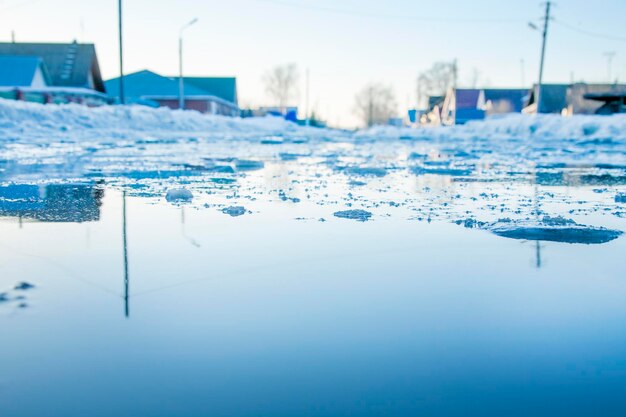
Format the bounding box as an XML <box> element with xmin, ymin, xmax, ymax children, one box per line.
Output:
<box><xmin>0</xmin><ymin>41</ymin><xmax>110</xmax><ymax>105</ymax></box>
<box><xmin>0</xmin><ymin>183</ymin><xmax>104</xmax><ymax>223</ymax></box>
<box><xmin>441</xmin><ymin>88</ymin><xmax>528</xmax><ymax>125</ymax></box>
<box><xmin>524</xmin><ymin>83</ymin><xmax>626</xmax><ymax>114</ymax></box>
<box><xmin>104</xmin><ymin>70</ymin><xmax>239</xmax><ymax>116</ymax></box>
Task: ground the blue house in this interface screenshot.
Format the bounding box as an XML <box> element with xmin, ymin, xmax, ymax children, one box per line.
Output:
<box><xmin>442</xmin><ymin>88</ymin><xmax>530</xmax><ymax>125</ymax></box>
<box><xmin>105</xmin><ymin>70</ymin><xmax>239</xmax><ymax>116</ymax></box>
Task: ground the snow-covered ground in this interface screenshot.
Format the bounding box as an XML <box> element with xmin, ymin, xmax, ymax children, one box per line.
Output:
<box><xmin>1</xmin><ymin>99</ymin><xmax>625</xmax><ymax>242</ymax></box>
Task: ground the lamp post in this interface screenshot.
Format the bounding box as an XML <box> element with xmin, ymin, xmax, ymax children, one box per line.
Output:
<box><xmin>179</xmin><ymin>18</ymin><xmax>198</xmax><ymax>110</ymax></box>
<box><xmin>118</xmin><ymin>0</ymin><xmax>125</xmax><ymax>104</ymax></box>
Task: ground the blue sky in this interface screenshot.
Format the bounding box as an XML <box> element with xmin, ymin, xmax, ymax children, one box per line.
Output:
<box><xmin>1</xmin><ymin>0</ymin><xmax>625</xmax><ymax>127</ymax></box>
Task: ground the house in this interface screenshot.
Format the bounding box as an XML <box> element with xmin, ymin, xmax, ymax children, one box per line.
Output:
<box><xmin>0</xmin><ymin>42</ymin><xmax>109</xmax><ymax>105</ymax></box>
<box><xmin>441</xmin><ymin>88</ymin><xmax>529</xmax><ymax>125</ymax></box>
<box><xmin>584</xmin><ymin>92</ymin><xmax>626</xmax><ymax>114</ymax></box>
<box><xmin>0</xmin><ymin>56</ymin><xmax>50</xmax><ymax>88</ymax></box>
<box><xmin>0</xmin><ymin>41</ymin><xmax>105</xmax><ymax>92</ymax></box>
<box><xmin>524</xmin><ymin>83</ymin><xmax>626</xmax><ymax>114</ymax></box>
<box><xmin>105</xmin><ymin>70</ymin><xmax>239</xmax><ymax>116</ymax></box>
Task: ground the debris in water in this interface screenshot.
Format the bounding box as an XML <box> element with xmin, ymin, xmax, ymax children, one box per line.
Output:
<box><xmin>616</xmin><ymin>193</ymin><xmax>626</xmax><ymax>203</ymax></box>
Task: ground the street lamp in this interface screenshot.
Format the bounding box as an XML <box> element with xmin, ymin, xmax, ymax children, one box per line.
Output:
<box><xmin>118</xmin><ymin>0</ymin><xmax>125</xmax><ymax>104</ymax></box>
<box><xmin>179</xmin><ymin>18</ymin><xmax>198</xmax><ymax>110</ymax></box>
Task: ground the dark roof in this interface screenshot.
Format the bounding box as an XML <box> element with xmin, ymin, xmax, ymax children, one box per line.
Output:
<box><xmin>105</xmin><ymin>71</ymin><xmax>238</xmax><ymax>106</ymax></box>
<box><xmin>483</xmin><ymin>89</ymin><xmax>529</xmax><ymax>112</ymax></box>
<box><xmin>0</xmin><ymin>42</ymin><xmax>105</xmax><ymax>92</ymax></box>
<box><xmin>0</xmin><ymin>55</ymin><xmax>50</xmax><ymax>87</ymax></box>
<box><xmin>183</xmin><ymin>77</ymin><xmax>237</xmax><ymax>105</ymax></box>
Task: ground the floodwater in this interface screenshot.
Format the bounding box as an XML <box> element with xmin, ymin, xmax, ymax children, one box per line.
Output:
<box><xmin>1</xmin><ymin>122</ymin><xmax>626</xmax><ymax>416</ymax></box>
<box><xmin>1</xmin><ymin>180</ymin><xmax>626</xmax><ymax>417</ymax></box>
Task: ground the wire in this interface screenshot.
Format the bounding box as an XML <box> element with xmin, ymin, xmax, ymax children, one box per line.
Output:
<box><xmin>553</xmin><ymin>19</ymin><xmax>626</xmax><ymax>43</ymax></box>
<box><xmin>251</xmin><ymin>0</ymin><xmax>523</xmax><ymax>24</ymax></box>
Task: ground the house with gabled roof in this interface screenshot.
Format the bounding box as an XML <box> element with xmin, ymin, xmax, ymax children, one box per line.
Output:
<box><xmin>105</xmin><ymin>70</ymin><xmax>239</xmax><ymax>116</ymax></box>
<box><xmin>0</xmin><ymin>41</ymin><xmax>105</xmax><ymax>92</ymax></box>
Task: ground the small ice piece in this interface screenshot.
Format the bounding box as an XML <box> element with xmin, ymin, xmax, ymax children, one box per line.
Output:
<box><xmin>14</xmin><ymin>282</ymin><xmax>35</xmax><ymax>291</ymax></box>
<box><xmin>222</xmin><ymin>206</ymin><xmax>246</xmax><ymax>217</ymax></box>
<box><xmin>616</xmin><ymin>193</ymin><xmax>626</xmax><ymax>203</ymax></box>
<box><xmin>166</xmin><ymin>188</ymin><xmax>193</xmax><ymax>202</ymax></box>
<box><xmin>333</xmin><ymin>209</ymin><xmax>373</xmax><ymax>222</ymax></box>
<box><xmin>0</xmin><ymin>293</ymin><xmax>9</xmax><ymax>303</ymax></box>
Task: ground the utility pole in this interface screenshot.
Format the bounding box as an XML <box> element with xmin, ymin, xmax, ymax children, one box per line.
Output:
<box><xmin>11</xmin><ymin>30</ymin><xmax>15</xmax><ymax>43</ymax></box>
<box><xmin>118</xmin><ymin>0</ymin><xmax>125</xmax><ymax>104</ymax></box>
<box><xmin>604</xmin><ymin>51</ymin><xmax>616</xmax><ymax>83</ymax></box>
<box><xmin>536</xmin><ymin>1</ymin><xmax>552</xmax><ymax>113</ymax></box>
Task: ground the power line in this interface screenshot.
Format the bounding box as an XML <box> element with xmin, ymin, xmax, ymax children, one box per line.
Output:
<box><xmin>553</xmin><ymin>19</ymin><xmax>626</xmax><ymax>42</ymax></box>
<box><xmin>251</xmin><ymin>0</ymin><xmax>523</xmax><ymax>23</ymax></box>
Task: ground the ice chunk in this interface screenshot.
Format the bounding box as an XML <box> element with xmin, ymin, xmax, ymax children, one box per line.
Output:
<box><xmin>14</xmin><ymin>282</ymin><xmax>35</xmax><ymax>291</ymax></box>
<box><xmin>166</xmin><ymin>188</ymin><xmax>193</xmax><ymax>202</ymax></box>
<box><xmin>333</xmin><ymin>209</ymin><xmax>373</xmax><ymax>222</ymax></box>
<box><xmin>485</xmin><ymin>216</ymin><xmax>622</xmax><ymax>244</ymax></box>
<box><xmin>222</xmin><ymin>206</ymin><xmax>246</xmax><ymax>217</ymax></box>
<box><xmin>616</xmin><ymin>193</ymin><xmax>626</xmax><ymax>203</ymax></box>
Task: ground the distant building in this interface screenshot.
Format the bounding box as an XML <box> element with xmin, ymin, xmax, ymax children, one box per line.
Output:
<box><xmin>524</xmin><ymin>83</ymin><xmax>626</xmax><ymax>115</ymax></box>
<box><xmin>105</xmin><ymin>70</ymin><xmax>239</xmax><ymax>116</ymax></box>
<box><xmin>0</xmin><ymin>41</ymin><xmax>109</xmax><ymax>105</ymax></box>
<box><xmin>441</xmin><ymin>88</ymin><xmax>529</xmax><ymax>125</ymax></box>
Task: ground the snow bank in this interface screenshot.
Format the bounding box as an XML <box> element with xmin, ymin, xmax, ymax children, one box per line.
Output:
<box><xmin>358</xmin><ymin>113</ymin><xmax>626</xmax><ymax>142</ymax></box>
<box><xmin>0</xmin><ymin>99</ymin><xmax>313</xmax><ymax>139</ymax></box>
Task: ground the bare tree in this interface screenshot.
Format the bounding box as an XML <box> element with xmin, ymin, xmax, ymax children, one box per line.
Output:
<box><xmin>263</xmin><ymin>63</ymin><xmax>299</xmax><ymax>111</ymax></box>
<box><xmin>416</xmin><ymin>61</ymin><xmax>457</xmax><ymax>108</ymax></box>
<box><xmin>354</xmin><ymin>83</ymin><xmax>397</xmax><ymax>128</ymax></box>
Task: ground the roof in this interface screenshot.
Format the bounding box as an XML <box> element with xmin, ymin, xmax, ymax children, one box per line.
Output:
<box><xmin>0</xmin><ymin>42</ymin><xmax>105</xmax><ymax>92</ymax></box>
<box><xmin>0</xmin><ymin>55</ymin><xmax>50</xmax><ymax>87</ymax></box>
<box><xmin>483</xmin><ymin>89</ymin><xmax>529</xmax><ymax>112</ymax></box>
<box><xmin>105</xmin><ymin>70</ymin><xmax>209</xmax><ymax>101</ymax></box>
<box><xmin>183</xmin><ymin>77</ymin><xmax>237</xmax><ymax>104</ymax></box>
<box><xmin>455</xmin><ymin>89</ymin><xmax>481</xmax><ymax>109</ymax></box>
<box><xmin>105</xmin><ymin>70</ymin><xmax>238</xmax><ymax>106</ymax></box>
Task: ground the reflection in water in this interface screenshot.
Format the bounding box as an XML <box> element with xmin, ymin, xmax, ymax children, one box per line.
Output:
<box><xmin>0</xmin><ymin>182</ymin><xmax>104</xmax><ymax>223</ymax></box>
<box><xmin>122</xmin><ymin>191</ymin><xmax>130</xmax><ymax>318</ymax></box>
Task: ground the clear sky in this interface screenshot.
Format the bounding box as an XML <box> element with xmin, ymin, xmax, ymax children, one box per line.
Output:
<box><xmin>1</xmin><ymin>0</ymin><xmax>625</xmax><ymax>127</ymax></box>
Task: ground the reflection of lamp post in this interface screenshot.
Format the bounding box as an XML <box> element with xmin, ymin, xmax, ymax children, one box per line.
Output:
<box><xmin>122</xmin><ymin>191</ymin><xmax>129</xmax><ymax>317</ymax></box>
<box><xmin>179</xmin><ymin>18</ymin><xmax>199</xmax><ymax>110</ymax></box>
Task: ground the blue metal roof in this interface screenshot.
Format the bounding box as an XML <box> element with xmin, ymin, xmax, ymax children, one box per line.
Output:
<box><xmin>105</xmin><ymin>70</ymin><xmax>237</xmax><ymax>105</ymax></box>
<box><xmin>0</xmin><ymin>55</ymin><xmax>49</xmax><ymax>87</ymax></box>
<box><xmin>183</xmin><ymin>77</ymin><xmax>237</xmax><ymax>104</ymax></box>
